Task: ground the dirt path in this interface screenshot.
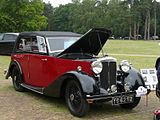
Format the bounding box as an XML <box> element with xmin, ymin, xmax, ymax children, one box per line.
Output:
<box><xmin>0</xmin><ymin>79</ymin><xmax>159</xmax><ymax>120</ymax></box>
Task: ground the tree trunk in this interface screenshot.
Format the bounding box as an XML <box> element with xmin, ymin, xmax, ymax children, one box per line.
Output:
<box><xmin>147</xmin><ymin>10</ymin><xmax>150</xmax><ymax>40</ymax></box>
<box><xmin>129</xmin><ymin>25</ymin><xmax>132</xmax><ymax>40</ymax></box>
<box><xmin>144</xmin><ymin>15</ymin><xmax>148</xmax><ymax>40</ymax></box>
<box><xmin>154</xmin><ymin>0</ymin><xmax>157</xmax><ymax>40</ymax></box>
<box><xmin>134</xmin><ymin>21</ymin><xmax>136</xmax><ymax>40</ymax></box>
<box><xmin>137</xmin><ymin>22</ymin><xmax>140</xmax><ymax>40</ymax></box>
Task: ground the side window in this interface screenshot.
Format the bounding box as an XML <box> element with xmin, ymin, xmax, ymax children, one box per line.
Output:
<box><xmin>3</xmin><ymin>34</ymin><xmax>17</xmax><ymax>41</ymax></box>
<box><xmin>17</xmin><ymin>37</ymin><xmax>32</xmax><ymax>52</ymax></box>
<box><xmin>36</xmin><ymin>36</ymin><xmax>47</xmax><ymax>53</ymax></box>
<box><xmin>16</xmin><ymin>36</ymin><xmax>47</xmax><ymax>54</ymax></box>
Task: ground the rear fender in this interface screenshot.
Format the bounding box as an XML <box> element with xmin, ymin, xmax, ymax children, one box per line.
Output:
<box><xmin>6</xmin><ymin>60</ymin><xmax>22</xmax><ymax>79</ymax></box>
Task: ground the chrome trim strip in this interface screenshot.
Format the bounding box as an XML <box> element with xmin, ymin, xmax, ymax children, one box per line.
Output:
<box><xmin>21</xmin><ymin>83</ymin><xmax>44</xmax><ymax>95</ymax></box>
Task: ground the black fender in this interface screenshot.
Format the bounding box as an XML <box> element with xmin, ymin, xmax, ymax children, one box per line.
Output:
<box><xmin>155</xmin><ymin>57</ymin><xmax>160</xmax><ymax>70</ymax></box>
<box><xmin>43</xmin><ymin>71</ymin><xmax>98</xmax><ymax>97</ymax></box>
<box><xmin>6</xmin><ymin>60</ymin><xmax>23</xmax><ymax>79</ymax></box>
<box><xmin>124</xmin><ymin>67</ymin><xmax>146</xmax><ymax>91</ymax></box>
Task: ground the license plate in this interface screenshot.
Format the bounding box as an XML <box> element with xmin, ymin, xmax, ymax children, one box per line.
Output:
<box><xmin>112</xmin><ymin>95</ymin><xmax>134</xmax><ymax>105</ymax></box>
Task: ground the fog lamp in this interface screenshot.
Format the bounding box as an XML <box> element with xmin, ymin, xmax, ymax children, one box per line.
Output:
<box><xmin>111</xmin><ymin>85</ymin><xmax>117</xmax><ymax>92</ymax></box>
<box><xmin>124</xmin><ymin>83</ymin><xmax>130</xmax><ymax>91</ymax></box>
<box><xmin>119</xmin><ymin>60</ymin><xmax>131</xmax><ymax>73</ymax></box>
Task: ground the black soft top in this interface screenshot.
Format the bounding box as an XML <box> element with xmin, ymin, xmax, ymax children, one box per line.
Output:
<box><xmin>19</xmin><ymin>31</ymin><xmax>81</xmax><ymax>37</ymax></box>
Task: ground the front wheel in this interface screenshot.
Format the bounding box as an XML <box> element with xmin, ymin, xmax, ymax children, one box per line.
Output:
<box><xmin>120</xmin><ymin>97</ymin><xmax>141</xmax><ymax>109</ymax></box>
<box><xmin>65</xmin><ymin>80</ymin><xmax>89</xmax><ymax>117</ymax></box>
<box><xmin>11</xmin><ymin>67</ymin><xmax>25</xmax><ymax>92</ymax></box>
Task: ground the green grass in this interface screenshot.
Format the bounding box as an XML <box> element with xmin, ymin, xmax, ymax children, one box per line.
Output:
<box><xmin>0</xmin><ymin>56</ymin><xmax>10</xmax><ymax>80</ymax></box>
<box><xmin>103</xmin><ymin>40</ymin><xmax>160</xmax><ymax>69</ymax></box>
<box><xmin>105</xmin><ymin>40</ymin><xmax>160</xmax><ymax>55</ymax></box>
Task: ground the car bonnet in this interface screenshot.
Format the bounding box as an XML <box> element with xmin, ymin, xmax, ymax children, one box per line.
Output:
<box><xmin>57</xmin><ymin>28</ymin><xmax>111</xmax><ymax>56</ymax></box>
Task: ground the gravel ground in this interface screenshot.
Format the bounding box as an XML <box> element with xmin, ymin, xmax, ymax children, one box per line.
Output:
<box><xmin>0</xmin><ymin>79</ymin><xmax>159</xmax><ymax>120</ymax></box>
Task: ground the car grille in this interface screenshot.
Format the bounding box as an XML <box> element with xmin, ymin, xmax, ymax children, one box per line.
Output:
<box><xmin>100</xmin><ymin>61</ymin><xmax>117</xmax><ymax>90</ymax></box>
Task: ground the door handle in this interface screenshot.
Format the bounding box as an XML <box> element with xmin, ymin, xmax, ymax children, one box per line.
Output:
<box><xmin>41</xmin><ymin>58</ymin><xmax>47</xmax><ymax>61</ymax></box>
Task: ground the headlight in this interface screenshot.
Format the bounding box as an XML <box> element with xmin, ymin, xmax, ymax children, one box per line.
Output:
<box><xmin>91</xmin><ymin>61</ymin><xmax>103</xmax><ymax>74</ymax></box>
<box><xmin>119</xmin><ymin>60</ymin><xmax>131</xmax><ymax>72</ymax></box>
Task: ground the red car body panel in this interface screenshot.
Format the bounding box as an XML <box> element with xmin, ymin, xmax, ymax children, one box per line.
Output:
<box><xmin>12</xmin><ymin>54</ymin><xmax>92</xmax><ymax>87</ymax></box>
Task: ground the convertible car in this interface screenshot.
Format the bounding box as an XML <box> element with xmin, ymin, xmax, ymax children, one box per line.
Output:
<box><xmin>6</xmin><ymin>28</ymin><xmax>149</xmax><ymax>117</ymax></box>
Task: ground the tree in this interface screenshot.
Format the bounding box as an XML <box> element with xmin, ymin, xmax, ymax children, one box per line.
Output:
<box><xmin>0</xmin><ymin>0</ymin><xmax>47</xmax><ymax>32</ymax></box>
<box><xmin>43</xmin><ymin>2</ymin><xmax>55</xmax><ymax>30</ymax></box>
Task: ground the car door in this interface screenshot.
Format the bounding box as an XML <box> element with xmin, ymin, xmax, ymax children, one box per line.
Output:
<box><xmin>14</xmin><ymin>36</ymin><xmax>31</xmax><ymax>84</ymax></box>
<box><xmin>28</xmin><ymin>36</ymin><xmax>50</xmax><ymax>87</ymax></box>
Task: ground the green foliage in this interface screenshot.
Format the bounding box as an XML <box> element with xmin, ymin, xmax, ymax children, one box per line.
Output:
<box><xmin>46</xmin><ymin>0</ymin><xmax>160</xmax><ymax>38</ymax></box>
<box><xmin>0</xmin><ymin>0</ymin><xmax>47</xmax><ymax>32</ymax></box>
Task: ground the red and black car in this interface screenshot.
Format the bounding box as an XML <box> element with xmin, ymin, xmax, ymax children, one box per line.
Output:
<box><xmin>6</xmin><ymin>28</ymin><xmax>149</xmax><ymax>117</ymax></box>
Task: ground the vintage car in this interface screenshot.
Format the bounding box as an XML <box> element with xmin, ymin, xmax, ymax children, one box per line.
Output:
<box><xmin>0</xmin><ymin>33</ymin><xmax>19</xmax><ymax>55</ymax></box>
<box><xmin>6</xmin><ymin>28</ymin><xmax>149</xmax><ymax>117</ymax></box>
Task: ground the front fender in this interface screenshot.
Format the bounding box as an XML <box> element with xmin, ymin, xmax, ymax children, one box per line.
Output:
<box><xmin>44</xmin><ymin>71</ymin><xmax>97</xmax><ymax>97</ymax></box>
<box><xmin>124</xmin><ymin>67</ymin><xmax>146</xmax><ymax>90</ymax></box>
<box><xmin>155</xmin><ymin>57</ymin><xmax>160</xmax><ymax>69</ymax></box>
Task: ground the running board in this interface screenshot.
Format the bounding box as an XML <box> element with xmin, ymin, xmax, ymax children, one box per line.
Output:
<box><xmin>21</xmin><ymin>83</ymin><xmax>44</xmax><ymax>94</ymax></box>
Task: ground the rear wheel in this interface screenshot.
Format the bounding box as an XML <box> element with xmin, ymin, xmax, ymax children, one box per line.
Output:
<box><xmin>120</xmin><ymin>97</ymin><xmax>141</xmax><ymax>109</ymax></box>
<box><xmin>65</xmin><ymin>80</ymin><xmax>89</xmax><ymax>117</ymax></box>
<box><xmin>11</xmin><ymin>67</ymin><xmax>25</xmax><ymax>92</ymax></box>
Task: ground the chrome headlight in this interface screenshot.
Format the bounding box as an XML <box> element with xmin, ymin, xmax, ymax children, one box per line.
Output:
<box><xmin>119</xmin><ymin>60</ymin><xmax>131</xmax><ymax>73</ymax></box>
<box><xmin>91</xmin><ymin>61</ymin><xmax>103</xmax><ymax>74</ymax></box>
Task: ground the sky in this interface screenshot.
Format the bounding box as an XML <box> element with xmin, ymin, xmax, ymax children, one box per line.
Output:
<box><xmin>43</xmin><ymin>0</ymin><xmax>72</xmax><ymax>7</ymax></box>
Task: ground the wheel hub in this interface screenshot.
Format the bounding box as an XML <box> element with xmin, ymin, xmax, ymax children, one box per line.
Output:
<box><xmin>70</xmin><ymin>94</ymin><xmax>74</xmax><ymax>101</ymax></box>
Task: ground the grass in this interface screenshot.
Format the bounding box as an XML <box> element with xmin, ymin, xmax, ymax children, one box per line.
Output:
<box><xmin>0</xmin><ymin>55</ymin><xmax>10</xmax><ymax>80</ymax></box>
<box><xmin>0</xmin><ymin>40</ymin><xmax>160</xmax><ymax>120</ymax></box>
<box><xmin>104</xmin><ymin>40</ymin><xmax>160</xmax><ymax>69</ymax></box>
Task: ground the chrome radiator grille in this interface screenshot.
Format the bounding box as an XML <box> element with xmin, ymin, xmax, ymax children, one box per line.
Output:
<box><xmin>100</xmin><ymin>61</ymin><xmax>117</xmax><ymax>90</ymax></box>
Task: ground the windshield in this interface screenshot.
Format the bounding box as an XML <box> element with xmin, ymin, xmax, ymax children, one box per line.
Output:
<box><xmin>47</xmin><ymin>37</ymin><xmax>80</xmax><ymax>53</ymax></box>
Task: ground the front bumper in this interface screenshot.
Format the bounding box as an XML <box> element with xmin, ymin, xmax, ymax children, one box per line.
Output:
<box><xmin>86</xmin><ymin>86</ymin><xmax>150</xmax><ymax>103</ymax></box>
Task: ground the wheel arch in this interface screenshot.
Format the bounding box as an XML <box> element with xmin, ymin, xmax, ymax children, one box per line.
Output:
<box><xmin>6</xmin><ymin>60</ymin><xmax>22</xmax><ymax>79</ymax></box>
<box><xmin>43</xmin><ymin>71</ymin><xmax>97</xmax><ymax>98</ymax></box>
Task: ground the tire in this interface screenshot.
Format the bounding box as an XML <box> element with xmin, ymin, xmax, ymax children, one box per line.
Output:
<box><xmin>156</xmin><ymin>84</ymin><xmax>160</xmax><ymax>98</ymax></box>
<box><xmin>120</xmin><ymin>97</ymin><xmax>141</xmax><ymax>109</ymax></box>
<box><xmin>11</xmin><ymin>67</ymin><xmax>25</xmax><ymax>92</ymax></box>
<box><xmin>157</xmin><ymin>62</ymin><xmax>160</xmax><ymax>81</ymax></box>
<box><xmin>65</xmin><ymin>80</ymin><xmax>89</xmax><ymax>117</ymax></box>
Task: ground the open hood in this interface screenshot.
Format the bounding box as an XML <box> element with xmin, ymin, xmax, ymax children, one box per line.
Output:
<box><xmin>58</xmin><ymin>28</ymin><xmax>111</xmax><ymax>56</ymax></box>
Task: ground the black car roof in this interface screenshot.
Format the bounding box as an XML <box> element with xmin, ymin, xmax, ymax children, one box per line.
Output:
<box><xmin>19</xmin><ymin>31</ymin><xmax>81</xmax><ymax>37</ymax></box>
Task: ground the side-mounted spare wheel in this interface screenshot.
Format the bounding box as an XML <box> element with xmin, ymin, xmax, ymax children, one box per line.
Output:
<box><xmin>65</xmin><ymin>80</ymin><xmax>89</xmax><ymax>117</ymax></box>
<box><xmin>120</xmin><ymin>96</ymin><xmax>141</xmax><ymax>109</ymax></box>
<box><xmin>11</xmin><ymin>67</ymin><xmax>25</xmax><ymax>92</ymax></box>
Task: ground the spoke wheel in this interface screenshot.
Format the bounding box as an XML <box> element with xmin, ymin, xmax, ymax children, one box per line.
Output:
<box><xmin>120</xmin><ymin>97</ymin><xmax>141</xmax><ymax>109</ymax></box>
<box><xmin>65</xmin><ymin>80</ymin><xmax>89</xmax><ymax>117</ymax></box>
<box><xmin>12</xmin><ymin>67</ymin><xmax>24</xmax><ymax>92</ymax></box>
